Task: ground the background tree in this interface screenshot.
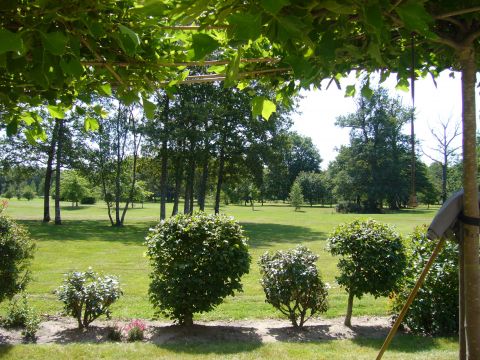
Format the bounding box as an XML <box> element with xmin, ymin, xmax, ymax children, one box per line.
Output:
<box><xmin>423</xmin><ymin>118</ymin><xmax>461</xmax><ymax>203</ymax></box>
<box><xmin>289</xmin><ymin>182</ymin><xmax>304</xmax><ymax>211</ymax></box>
<box><xmin>60</xmin><ymin>171</ymin><xmax>90</xmax><ymax>207</ymax></box>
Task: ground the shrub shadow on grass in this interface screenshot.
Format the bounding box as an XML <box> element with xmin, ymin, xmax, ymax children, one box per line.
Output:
<box><xmin>19</xmin><ymin>220</ymin><xmax>155</xmax><ymax>245</ymax></box>
<box><xmin>153</xmin><ymin>324</ymin><xmax>262</xmax><ymax>354</ymax></box>
<box><xmin>241</xmin><ymin>223</ymin><xmax>325</xmax><ymax>248</ymax></box>
<box><xmin>351</xmin><ymin>334</ymin><xmax>452</xmax><ymax>352</ymax></box>
<box><xmin>0</xmin><ymin>345</ymin><xmax>13</xmax><ymax>356</ymax></box>
<box><xmin>267</xmin><ymin>323</ymin><xmax>389</xmax><ymax>342</ymax></box>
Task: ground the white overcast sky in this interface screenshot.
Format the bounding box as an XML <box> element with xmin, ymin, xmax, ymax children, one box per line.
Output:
<box><xmin>291</xmin><ymin>71</ymin><xmax>480</xmax><ymax>170</ymax></box>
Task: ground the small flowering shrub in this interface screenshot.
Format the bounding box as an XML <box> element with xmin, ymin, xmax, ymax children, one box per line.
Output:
<box><xmin>259</xmin><ymin>246</ymin><xmax>329</xmax><ymax>328</ymax></box>
<box><xmin>124</xmin><ymin>319</ymin><xmax>146</xmax><ymax>341</ymax></box>
<box><xmin>56</xmin><ymin>268</ymin><xmax>123</xmax><ymax>329</ymax></box>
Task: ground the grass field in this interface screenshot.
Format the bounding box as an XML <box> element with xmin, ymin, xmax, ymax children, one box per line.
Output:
<box><xmin>1</xmin><ymin>198</ymin><xmax>438</xmax><ymax>321</ymax></box>
<box><xmin>1</xmin><ymin>198</ymin><xmax>457</xmax><ymax>359</ymax></box>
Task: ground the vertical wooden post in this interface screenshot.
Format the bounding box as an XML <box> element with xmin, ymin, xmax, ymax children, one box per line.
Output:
<box><xmin>459</xmin><ymin>223</ymin><xmax>466</xmax><ymax>360</ymax></box>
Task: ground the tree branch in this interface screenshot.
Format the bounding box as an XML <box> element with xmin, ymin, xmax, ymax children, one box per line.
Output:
<box><xmin>435</xmin><ymin>6</ymin><xmax>480</xmax><ymax>19</ymax></box>
<box><xmin>81</xmin><ymin>57</ymin><xmax>279</xmax><ymax>68</ymax></box>
<box><xmin>80</xmin><ymin>38</ymin><xmax>125</xmax><ymax>85</ymax></box>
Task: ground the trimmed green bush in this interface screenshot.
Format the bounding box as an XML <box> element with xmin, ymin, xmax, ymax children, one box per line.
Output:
<box><xmin>327</xmin><ymin>219</ymin><xmax>406</xmax><ymax>326</ymax></box>
<box><xmin>56</xmin><ymin>268</ymin><xmax>123</xmax><ymax>329</ymax></box>
<box><xmin>391</xmin><ymin>225</ymin><xmax>458</xmax><ymax>335</ymax></box>
<box><xmin>146</xmin><ymin>212</ymin><xmax>251</xmax><ymax>325</ymax></box>
<box><xmin>259</xmin><ymin>245</ymin><xmax>328</xmax><ymax>327</ymax></box>
<box><xmin>0</xmin><ymin>205</ymin><xmax>35</xmax><ymax>303</ymax></box>
<box><xmin>1</xmin><ymin>293</ymin><xmax>40</xmax><ymax>341</ymax></box>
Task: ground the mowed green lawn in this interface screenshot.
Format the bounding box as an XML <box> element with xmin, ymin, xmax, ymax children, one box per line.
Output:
<box><xmin>1</xmin><ymin>198</ymin><xmax>459</xmax><ymax>359</ymax></box>
<box><xmin>1</xmin><ymin>198</ymin><xmax>438</xmax><ymax>321</ymax></box>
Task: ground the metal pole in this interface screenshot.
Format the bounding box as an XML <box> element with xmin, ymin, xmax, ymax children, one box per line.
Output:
<box><xmin>376</xmin><ymin>237</ymin><xmax>446</xmax><ymax>360</ymax></box>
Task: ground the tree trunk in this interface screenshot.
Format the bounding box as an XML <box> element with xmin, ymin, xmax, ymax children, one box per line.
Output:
<box><xmin>172</xmin><ymin>157</ymin><xmax>182</xmax><ymax>216</ymax></box>
<box><xmin>54</xmin><ymin>119</ymin><xmax>64</xmax><ymax>225</ymax></box>
<box><xmin>184</xmin><ymin>155</ymin><xmax>195</xmax><ymax>215</ymax></box>
<box><xmin>198</xmin><ymin>157</ymin><xmax>208</xmax><ymax>211</ymax></box>
<box><xmin>160</xmin><ymin>140</ymin><xmax>168</xmax><ymax>220</ymax></box>
<box><xmin>459</xmin><ymin>224</ymin><xmax>466</xmax><ymax>360</ymax></box>
<box><xmin>114</xmin><ymin>108</ymin><xmax>122</xmax><ymax>227</ymax></box>
<box><xmin>43</xmin><ymin>120</ymin><xmax>59</xmax><ymax>223</ymax></box>
<box><xmin>459</xmin><ymin>45</ymin><xmax>480</xmax><ymax>359</ymax></box>
<box><xmin>345</xmin><ymin>292</ymin><xmax>354</xmax><ymax>327</ymax></box>
<box><xmin>214</xmin><ymin>145</ymin><xmax>225</xmax><ymax>215</ymax></box>
<box><xmin>442</xmin><ymin>159</ymin><xmax>447</xmax><ymax>203</ymax></box>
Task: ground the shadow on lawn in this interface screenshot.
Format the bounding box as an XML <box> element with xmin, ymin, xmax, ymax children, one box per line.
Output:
<box><xmin>351</xmin><ymin>334</ymin><xmax>452</xmax><ymax>352</ymax></box>
<box><xmin>242</xmin><ymin>223</ymin><xmax>325</xmax><ymax>248</ymax></box>
<box><xmin>18</xmin><ymin>220</ymin><xmax>155</xmax><ymax>245</ymax></box>
<box><xmin>152</xmin><ymin>324</ymin><xmax>262</xmax><ymax>354</ymax></box>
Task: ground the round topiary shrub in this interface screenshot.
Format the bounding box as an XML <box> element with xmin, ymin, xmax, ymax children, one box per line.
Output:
<box><xmin>145</xmin><ymin>212</ymin><xmax>251</xmax><ymax>325</ymax></box>
<box><xmin>259</xmin><ymin>245</ymin><xmax>328</xmax><ymax>327</ymax></box>
<box><xmin>327</xmin><ymin>219</ymin><xmax>406</xmax><ymax>326</ymax></box>
<box><xmin>390</xmin><ymin>225</ymin><xmax>458</xmax><ymax>336</ymax></box>
<box><xmin>0</xmin><ymin>202</ymin><xmax>35</xmax><ymax>303</ymax></box>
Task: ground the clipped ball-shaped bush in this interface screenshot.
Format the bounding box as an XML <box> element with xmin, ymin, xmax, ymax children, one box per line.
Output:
<box><xmin>145</xmin><ymin>212</ymin><xmax>251</xmax><ymax>325</ymax></box>
<box><xmin>391</xmin><ymin>225</ymin><xmax>458</xmax><ymax>335</ymax></box>
<box><xmin>0</xmin><ymin>206</ymin><xmax>35</xmax><ymax>303</ymax></box>
<box><xmin>56</xmin><ymin>268</ymin><xmax>123</xmax><ymax>329</ymax></box>
<box><xmin>327</xmin><ymin>219</ymin><xmax>406</xmax><ymax>326</ymax></box>
<box><xmin>259</xmin><ymin>245</ymin><xmax>328</xmax><ymax>327</ymax></box>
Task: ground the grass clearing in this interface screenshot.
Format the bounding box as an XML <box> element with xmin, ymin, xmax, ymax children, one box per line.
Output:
<box><xmin>1</xmin><ymin>198</ymin><xmax>438</xmax><ymax>321</ymax></box>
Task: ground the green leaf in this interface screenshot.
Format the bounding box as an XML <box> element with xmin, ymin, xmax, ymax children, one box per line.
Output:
<box><xmin>224</xmin><ymin>50</ymin><xmax>241</xmax><ymax>87</ymax></box>
<box><xmin>395</xmin><ymin>1</ymin><xmax>433</xmax><ymax>35</ymax></box>
<box><xmin>43</xmin><ymin>32</ymin><xmax>68</xmax><ymax>55</ymax></box>
<box><xmin>99</xmin><ymin>83</ymin><xmax>112</xmax><ymax>96</ymax></box>
<box><xmin>47</xmin><ymin>105</ymin><xmax>66</xmax><ymax>119</ymax></box>
<box><xmin>227</xmin><ymin>13</ymin><xmax>262</xmax><ymax>42</ymax></box>
<box><xmin>20</xmin><ymin>113</ymin><xmax>35</xmax><ymax>125</ymax></box>
<box><xmin>345</xmin><ymin>85</ymin><xmax>356</xmax><ymax>97</ymax></box>
<box><xmin>364</xmin><ymin>4</ymin><xmax>384</xmax><ymax>34</ymax></box>
<box><xmin>60</xmin><ymin>57</ymin><xmax>84</xmax><ymax>78</ymax></box>
<box><xmin>6</xmin><ymin>119</ymin><xmax>18</xmax><ymax>136</ymax></box>
<box><xmin>191</xmin><ymin>33</ymin><xmax>220</xmax><ymax>60</ymax></box>
<box><xmin>322</xmin><ymin>1</ymin><xmax>356</xmax><ymax>14</ymax></box>
<box><xmin>260</xmin><ymin>0</ymin><xmax>289</xmax><ymax>14</ymax></box>
<box><xmin>207</xmin><ymin>65</ymin><xmax>226</xmax><ymax>74</ymax></box>
<box><xmin>84</xmin><ymin>117</ymin><xmax>99</xmax><ymax>131</ymax></box>
<box><xmin>118</xmin><ymin>24</ymin><xmax>141</xmax><ymax>56</ymax></box>
<box><xmin>396</xmin><ymin>78</ymin><xmax>410</xmax><ymax>92</ymax></box>
<box><xmin>143</xmin><ymin>97</ymin><xmax>156</xmax><ymax>120</ymax></box>
<box><xmin>361</xmin><ymin>83</ymin><xmax>373</xmax><ymax>99</ymax></box>
<box><xmin>252</xmin><ymin>96</ymin><xmax>276</xmax><ymax>120</ymax></box>
<box><xmin>0</xmin><ymin>28</ymin><xmax>23</xmax><ymax>54</ymax></box>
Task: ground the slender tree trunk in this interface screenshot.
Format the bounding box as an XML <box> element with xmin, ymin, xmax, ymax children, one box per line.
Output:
<box><xmin>214</xmin><ymin>145</ymin><xmax>225</xmax><ymax>215</ymax></box>
<box><xmin>198</xmin><ymin>156</ymin><xmax>209</xmax><ymax>211</ymax></box>
<box><xmin>345</xmin><ymin>292</ymin><xmax>354</xmax><ymax>327</ymax></box>
<box><xmin>114</xmin><ymin>108</ymin><xmax>122</xmax><ymax>227</ymax></box>
<box><xmin>172</xmin><ymin>157</ymin><xmax>182</xmax><ymax>216</ymax></box>
<box><xmin>442</xmin><ymin>157</ymin><xmax>447</xmax><ymax>203</ymax></box>
<box><xmin>160</xmin><ymin>140</ymin><xmax>168</xmax><ymax>220</ymax></box>
<box><xmin>43</xmin><ymin>120</ymin><xmax>59</xmax><ymax>223</ymax></box>
<box><xmin>120</xmin><ymin>114</ymin><xmax>140</xmax><ymax>226</ymax></box>
<box><xmin>54</xmin><ymin>119</ymin><xmax>64</xmax><ymax>225</ymax></box>
<box><xmin>459</xmin><ymin>45</ymin><xmax>480</xmax><ymax>359</ymax></box>
<box><xmin>183</xmin><ymin>173</ymin><xmax>190</xmax><ymax>215</ymax></box>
